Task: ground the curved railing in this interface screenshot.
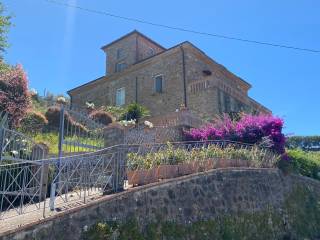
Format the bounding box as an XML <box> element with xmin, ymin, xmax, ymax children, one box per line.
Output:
<box><xmin>0</xmin><ymin>140</ymin><xmax>279</xmax><ymax>221</ymax></box>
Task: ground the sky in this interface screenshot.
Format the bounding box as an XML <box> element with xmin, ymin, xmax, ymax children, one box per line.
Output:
<box><xmin>2</xmin><ymin>0</ymin><xmax>320</xmax><ymax>135</ymax></box>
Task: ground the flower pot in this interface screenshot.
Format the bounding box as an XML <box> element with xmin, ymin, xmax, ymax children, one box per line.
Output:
<box><xmin>158</xmin><ymin>165</ymin><xmax>179</xmax><ymax>179</ymax></box>
<box><xmin>178</xmin><ymin>163</ymin><xmax>194</xmax><ymax>176</ymax></box>
<box><xmin>202</xmin><ymin>159</ymin><xmax>214</xmax><ymax>171</ymax></box>
<box><xmin>234</xmin><ymin>159</ymin><xmax>250</xmax><ymax>167</ymax></box>
<box><xmin>127</xmin><ymin>168</ymin><xmax>158</xmax><ymax>186</ymax></box>
<box><xmin>215</xmin><ymin>158</ymin><xmax>229</xmax><ymax>168</ymax></box>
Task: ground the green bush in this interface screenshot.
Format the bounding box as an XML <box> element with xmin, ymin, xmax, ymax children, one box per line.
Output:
<box><xmin>287</xmin><ymin>149</ymin><xmax>320</xmax><ymax>180</ymax></box>
<box><xmin>89</xmin><ymin>110</ymin><xmax>113</xmax><ymax>126</ymax></box>
<box><xmin>20</xmin><ymin>110</ymin><xmax>48</xmax><ymax>134</ymax></box>
<box><xmin>120</xmin><ymin>103</ymin><xmax>149</xmax><ymax>122</ymax></box>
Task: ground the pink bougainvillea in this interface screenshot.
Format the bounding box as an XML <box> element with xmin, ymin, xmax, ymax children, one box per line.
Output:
<box><xmin>0</xmin><ymin>64</ymin><xmax>30</xmax><ymax>127</ymax></box>
<box><xmin>184</xmin><ymin>114</ymin><xmax>286</xmax><ymax>154</ymax></box>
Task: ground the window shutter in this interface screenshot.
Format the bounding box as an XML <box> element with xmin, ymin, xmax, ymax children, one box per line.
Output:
<box><xmin>155</xmin><ymin>75</ymin><xmax>163</xmax><ymax>93</ymax></box>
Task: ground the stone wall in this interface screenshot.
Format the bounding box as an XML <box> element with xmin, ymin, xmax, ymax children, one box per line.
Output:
<box><xmin>69</xmin><ymin>41</ymin><xmax>270</xmax><ymax>121</ymax></box>
<box><xmin>101</xmin><ymin>31</ymin><xmax>164</xmax><ymax>76</ymax></box>
<box><xmin>2</xmin><ymin>169</ymin><xmax>320</xmax><ymax>240</ymax></box>
<box><xmin>70</xmin><ymin>46</ymin><xmax>186</xmax><ymax>116</ymax></box>
<box><xmin>104</xmin><ymin>124</ymin><xmax>185</xmax><ymax>147</ymax></box>
<box><xmin>104</xmin><ymin>111</ymin><xmax>204</xmax><ymax>147</ymax></box>
<box><xmin>124</xmin><ymin>125</ymin><xmax>184</xmax><ymax>145</ymax></box>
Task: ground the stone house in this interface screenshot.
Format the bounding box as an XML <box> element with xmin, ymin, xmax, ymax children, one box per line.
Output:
<box><xmin>68</xmin><ymin>30</ymin><xmax>270</xmax><ymax>120</ymax></box>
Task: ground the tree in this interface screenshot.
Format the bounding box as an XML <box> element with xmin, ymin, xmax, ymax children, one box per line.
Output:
<box><xmin>0</xmin><ymin>2</ymin><xmax>11</xmax><ymax>59</ymax></box>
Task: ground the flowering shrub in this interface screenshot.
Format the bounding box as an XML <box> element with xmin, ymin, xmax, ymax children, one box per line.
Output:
<box><xmin>56</xmin><ymin>96</ymin><xmax>67</xmax><ymax>105</ymax></box>
<box><xmin>0</xmin><ymin>64</ymin><xmax>30</xmax><ymax>127</ymax></box>
<box><xmin>184</xmin><ymin>114</ymin><xmax>286</xmax><ymax>154</ymax></box>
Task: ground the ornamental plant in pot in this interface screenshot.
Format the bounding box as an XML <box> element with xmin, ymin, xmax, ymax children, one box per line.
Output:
<box><xmin>127</xmin><ymin>152</ymin><xmax>159</xmax><ymax>186</ymax></box>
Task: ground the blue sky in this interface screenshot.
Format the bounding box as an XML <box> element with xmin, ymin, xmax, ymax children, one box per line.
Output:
<box><xmin>2</xmin><ymin>0</ymin><xmax>320</xmax><ymax>135</ymax></box>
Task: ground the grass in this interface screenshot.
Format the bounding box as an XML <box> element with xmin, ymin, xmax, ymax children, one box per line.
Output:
<box><xmin>33</xmin><ymin>132</ymin><xmax>104</xmax><ymax>155</ymax></box>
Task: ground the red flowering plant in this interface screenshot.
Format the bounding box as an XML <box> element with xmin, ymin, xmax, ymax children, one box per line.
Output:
<box><xmin>0</xmin><ymin>64</ymin><xmax>30</xmax><ymax>127</ymax></box>
<box><xmin>184</xmin><ymin>114</ymin><xmax>286</xmax><ymax>155</ymax></box>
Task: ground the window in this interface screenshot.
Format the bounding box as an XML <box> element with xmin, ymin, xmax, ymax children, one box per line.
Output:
<box><xmin>117</xmin><ymin>48</ymin><xmax>124</xmax><ymax>59</ymax></box>
<box><xmin>115</xmin><ymin>62</ymin><xmax>127</xmax><ymax>72</ymax></box>
<box><xmin>202</xmin><ymin>70</ymin><xmax>212</xmax><ymax>76</ymax></box>
<box><xmin>147</xmin><ymin>48</ymin><xmax>155</xmax><ymax>57</ymax></box>
<box><xmin>224</xmin><ymin>94</ymin><xmax>231</xmax><ymax>112</ymax></box>
<box><xmin>155</xmin><ymin>75</ymin><xmax>163</xmax><ymax>93</ymax></box>
<box><xmin>116</xmin><ymin>88</ymin><xmax>125</xmax><ymax>106</ymax></box>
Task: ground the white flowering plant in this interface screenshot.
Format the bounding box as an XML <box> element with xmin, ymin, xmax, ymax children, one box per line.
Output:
<box><xmin>144</xmin><ymin>120</ymin><xmax>154</xmax><ymax>128</ymax></box>
<box><xmin>119</xmin><ymin>119</ymin><xmax>136</xmax><ymax>127</ymax></box>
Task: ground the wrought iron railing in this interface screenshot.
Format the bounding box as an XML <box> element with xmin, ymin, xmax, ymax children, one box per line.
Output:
<box><xmin>0</xmin><ymin>140</ymin><xmax>279</xmax><ymax>221</ymax></box>
<box><xmin>0</xmin><ymin>127</ymin><xmax>47</xmax><ymax>163</ymax></box>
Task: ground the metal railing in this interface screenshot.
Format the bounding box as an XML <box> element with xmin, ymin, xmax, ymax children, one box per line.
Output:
<box><xmin>48</xmin><ymin>145</ymin><xmax>124</xmax><ymax>211</ymax></box>
<box><xmin>56</xmin><ymin>105</ymin><xmax>106</xmax><ymax>156</ymax></box>
<box><xmin>0</xmin><ymin>160</ymin><xmax>47</xmax><ymax>219</ymax></box>
<box><xmin>0</xmin><ymin>127</ymin><xmax>46</xmax><ymax>163</ymax></box>
<box><xmin>0</xmin><ymin>140</ymin><xmax>279</xmax><ymax>221</ymax></box>
<box><xmin>124</xmin><ymin>140</ymin><xmax>278</xmax><ymax>186</ymax></box>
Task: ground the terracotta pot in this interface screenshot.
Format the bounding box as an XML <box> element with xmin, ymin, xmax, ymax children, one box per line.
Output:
<box><xmin>178</xmin><ymin>163</ymin><xmax>194</xmax><ymax>176</ymax></box>
<box><xmin>235</xmin><ymin>159</ymin><xmax>250</xmax><ymax>167</ymax></box>
<box><xmin>203</xmin><ymin>159</ymin><xmax>214</xmax><ymax>171</ymax></box>
<box><xmin>158</xmin><ymin>165</ymin><xmax>179</xmax><ymax>179</ymax></box>
<box><xmin>127</xmin><ymin>168</ymin><xmax>158</xmax><ymax>186</ymax></box>
<box><xmin>215</xmin><ymin>158</ymin><xmax>228</xmax><ymax>168</ymax></box>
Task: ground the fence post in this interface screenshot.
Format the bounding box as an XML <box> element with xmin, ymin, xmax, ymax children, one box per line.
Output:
<box><xmin>115</xmin><ymin>145</ymin><xmax>125</xmax><ymax>192</ymax></box>
<box><xmin>58</xmin><ymin>104</ymin><xmax>65</xmax><ymax>160</ymax></box>
<box><xmin>49</xmin><ymin>105</ymin><xmax>65</xmax><ymax>211</ymax></box>
<box><xmin>0</xmin><ymin>127</ymin><xmax>5</xmax><ymax>162</ymax></box>
<box><xmin>40</xmin><ymin>162</ymin><xmax>49</xmax><ymax>217</ymax></box>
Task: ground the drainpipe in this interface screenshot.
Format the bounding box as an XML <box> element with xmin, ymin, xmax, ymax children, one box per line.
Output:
<box><xmin>135</xmin><ymin>76</ymin><xmax>138</xmax><ymax>103</ymax></box>
<box><xmin>180</xmin><ymin>45</ymin><xmax>187</xmax><ymax>108</ymax></box>
<box><xmin>135</xmin><ymin>34</ymin><xmax>139</xmax><ymax>63</ymax></box>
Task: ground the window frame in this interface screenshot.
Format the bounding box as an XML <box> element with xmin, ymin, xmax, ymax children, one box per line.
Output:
<box><xmin>115</xmin><ymin>87</ymin><xmax>126</xmax><ymax>106</ymax></box>
<box><xmin>115</xmin><ymin>61</ymin><xmax>127</xmax><ymax>72</ymax></box>
<box><xmin>154</xmin><ymin>74</ymin><xmax>164</xmax><ymax>93</ymax></box>
<box><xmin>117</xmin><ymin>48</ymin><xmax>124</xmax><ymax>60</ymax></box>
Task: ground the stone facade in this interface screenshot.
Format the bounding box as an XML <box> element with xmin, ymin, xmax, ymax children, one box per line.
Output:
<box><xmin>68</xmin><ymin>30</ymin><xmax>270</xmax><ymax>120</ymax></box>
<box><xmin>2</xmin><ymin>169</ymin><xmax>319</xmax><ymax>240</ymax></box>
<box><xmin>103</xmin><ymin>110</ymin><xmax>205</xmax><ymax>147</ymax></box>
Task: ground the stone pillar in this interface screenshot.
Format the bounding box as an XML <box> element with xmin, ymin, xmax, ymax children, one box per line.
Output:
<box><xmin>31</xmin><ymin>143</ymin><xmax>49</xmax><ymax>160</ymax></box>
<box><xmin>104</xmin><ymin>123</ymin><xmax>125</xmax><ymax>148</ymax></box>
